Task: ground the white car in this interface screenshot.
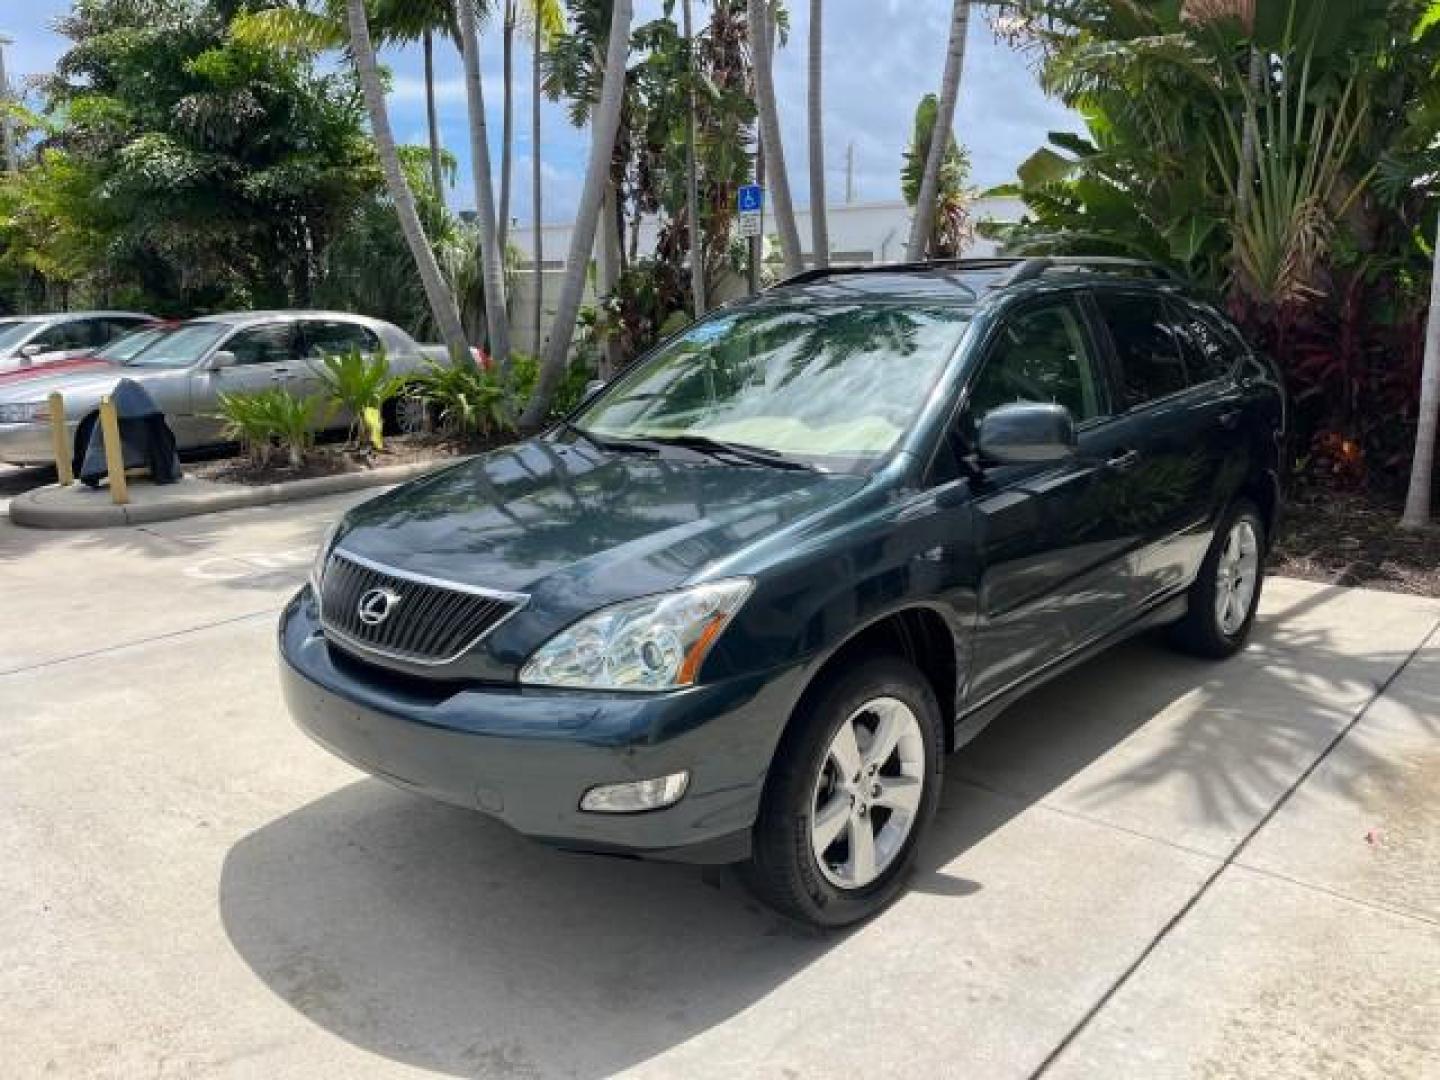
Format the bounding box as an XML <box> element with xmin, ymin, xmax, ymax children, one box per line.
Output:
<box><xmin>0</xmin><ymin>312</ymin><xmax>156</xmax><ymax>372</ymax></box>
<box><xmin>0</xmin><ymin>310</ymin><xmax>442</xmax><ymax>468</ymax></box>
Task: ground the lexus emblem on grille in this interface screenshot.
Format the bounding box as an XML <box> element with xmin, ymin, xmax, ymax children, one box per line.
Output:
<box><xmin>357</xmin><ymin>587</ymin><xmax>403</xmax><ymax>626</ymax></box>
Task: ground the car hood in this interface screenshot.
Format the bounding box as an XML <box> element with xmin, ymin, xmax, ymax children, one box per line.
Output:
<box><xmin>335</xmin><ymin>438</ymin><xmax>869</xmax><ymax>612</ymax></box>
<box><xmin>0</xmin><ymin>358</ymin><xmax>110</xmax><ymax>386</ymax></box>
<box><xmin>0</xmin><ymin>366</ymin><xmax>131</xmax><ymax>405</ymax></box>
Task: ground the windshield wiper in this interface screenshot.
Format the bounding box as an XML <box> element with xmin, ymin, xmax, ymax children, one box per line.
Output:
<box><xmin>556</xmin><ymin>420</ymin><xmax>658</xmax><ymax>456</ymax></box>
<box><xmin>638</xmin><ymin>433</ymin><xmax>819</xmax><ymax>472</ymax></box>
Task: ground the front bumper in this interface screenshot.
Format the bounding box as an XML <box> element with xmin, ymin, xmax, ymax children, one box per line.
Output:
<box><xmin>0</xmin><ymin>421</ymin><xmax>65</xmax><ymax>467</ymax></box>
<box><xmin>277</xmin><ymin>588</ymin><xmax>807</xmax><ymax>863</ymax></box>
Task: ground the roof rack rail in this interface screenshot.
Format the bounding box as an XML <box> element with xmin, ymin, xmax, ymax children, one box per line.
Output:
<box><xmin>776</xmin><ymin>255</ymin><xmax>1178</xmax><ymax>291</ymax></box>
<box><xmin>999</xmin><ymin>256</ymin><xmax>1178</xmax><ymax>286</ymax></box>
<box><xmin>776</xmin><ymin>257</ymin><xmax>1025</xmax><ymax>289</ymax></box>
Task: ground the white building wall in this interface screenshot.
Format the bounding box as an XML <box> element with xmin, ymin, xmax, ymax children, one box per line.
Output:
<box><xmin>509</xmin><ymin>196</ymin><xmax>1025</xmax><ymax>269</ymax></box>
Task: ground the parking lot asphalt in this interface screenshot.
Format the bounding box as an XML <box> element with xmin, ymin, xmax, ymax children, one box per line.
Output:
<box><xmin>2</xmin><ymin>493</ymin><xmax>1437</xmax><ymax>1079</ymax></box>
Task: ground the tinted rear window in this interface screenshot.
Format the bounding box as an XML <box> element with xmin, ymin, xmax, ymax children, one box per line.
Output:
<box><xmin>1094</xmin><ymin>292</ymin><xmax>1189</xmax><ymax>407</ymax></box>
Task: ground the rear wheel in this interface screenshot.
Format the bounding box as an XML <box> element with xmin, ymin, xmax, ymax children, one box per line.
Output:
<box><xmin>744</xmin><ymin>656</ymin><xmax>943</xmax><ymax>927</ymax></box>
<box><xmin>71</xmin><ymin>413</ymin><xmax>97</xmax><ymax>478</ymax></box>
<box><xmin>1169</xmin><ymin>499</ymin><xmax>1266</xmax><ymax>658</ymax></box>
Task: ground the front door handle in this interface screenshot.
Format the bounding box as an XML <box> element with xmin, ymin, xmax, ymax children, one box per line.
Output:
<box><xmin>1107</xmin><ymin>448</ymin><xmax>1141</xmax><ymax>471</ymax></box>
<box><xmin>1218</xmin><ymin>408</ymin><xmax>1242</xmax><ymax>430</ymax></box>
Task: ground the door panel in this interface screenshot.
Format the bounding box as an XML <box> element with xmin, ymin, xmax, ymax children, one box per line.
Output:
<box><xmin>963</xmin><ymin>297</ymin><xmax>1141</xmax><ymax>705</ymax></box>
<box><xmin>186</xmin><ymin>322</ymin><xmax>298</xmax><ymax>446</ymax></box>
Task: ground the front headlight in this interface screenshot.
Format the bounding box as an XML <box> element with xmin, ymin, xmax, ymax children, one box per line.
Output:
<box><xmin>310</xmin><ymin>522</ymin><xmax>341</xmax><ymax>594</ymax></box>
<box><xmin>520</xmin><ymin>578</ymin><xmax>754</xmax><ymax>692</ymax></box>
<box><xmin>0</xmin><ymin>402</ymin><xmax>48</xmax><ymax>424</ymax></box>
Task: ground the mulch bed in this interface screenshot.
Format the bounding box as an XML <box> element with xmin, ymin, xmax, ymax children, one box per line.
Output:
<box><xmin>186</xmin><ymin>433</ymin><xmax>486</xmax><ymax>487</ymax></box>
<box><xmin>1270</xmin><ymin>486</ymin><xmax>1440</xmax><ymax>598</ymax></box>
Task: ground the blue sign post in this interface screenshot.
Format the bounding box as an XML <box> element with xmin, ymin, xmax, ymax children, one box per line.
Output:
<box><xmin>737</xmin><ymin>184</ymin><xmax>765</xmax><ymax>214</ymax></box>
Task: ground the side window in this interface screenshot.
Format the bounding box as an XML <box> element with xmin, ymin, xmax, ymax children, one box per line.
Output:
<box><xmin>968</xmin><ymin>301</ymin><xmax>1106</xmax><ymax>424</ymax></box>
<box><xmin>301</xmin><ymin>320</ymin><xmax>381</xmax><ymax>360</ymax></box>
<box><xmin>32</xmin><ymin>320</ymin><xmax>95</xmax><ymax>351</ymax></box>
<box><xmin>226</xmin><ymin>324</ymin><xmax>296</xmax><ymax>366</ymax></box>
<box><xmin>1094</xmin><ymin>292</ymin><xmax>1189</xmax><ymax>407</ymax></box>
<box><xmin>1178</xmin><ymin>305</ymin><xmax>1241</xmax><ymax>384</ymax></box>
<box><xmin>101</xmin><ymin>318</ymin><xmax>146</xmax><ymax>344</ymax></box>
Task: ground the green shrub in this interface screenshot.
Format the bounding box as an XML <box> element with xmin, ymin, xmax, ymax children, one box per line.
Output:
<box><xmin>413</xmin><ymin>361</ymin><xmax>512</xmax><ymax>441</ymax></box>
<box><xmin>215</xmin><ymin>388</ymin><xmax>330</xmax><ymax>469</ymax></box>
<box><xmin>316</xmin><ymin>348</ymin><xmax>404</xmax><ymax>450</ymax></box>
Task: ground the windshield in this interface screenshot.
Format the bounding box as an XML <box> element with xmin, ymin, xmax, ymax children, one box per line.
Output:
<box><xmin>123</xmin><ymin>323</ymin><xmax>230</xmax><ymax>367</ymax></box>
<box><xmin>98</xmin><ymin>326</ymin><xmax>167</xmax><ymax>363</ymax></box>
<box><xmin>0</xmin><ymin>320</ymin><xmax>40</xmax><ymax>354</ymax></box>
<box><xmin>577</xmin><ymin>304</ymin><xmax>971</xmax><ymax>468</ymax></box>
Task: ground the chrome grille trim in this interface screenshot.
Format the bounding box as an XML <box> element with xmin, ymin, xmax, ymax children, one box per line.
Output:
<box><xmin>317</xmin><ymin>548</ymin><xmax>527</xmax><ymax>667</ymax></box>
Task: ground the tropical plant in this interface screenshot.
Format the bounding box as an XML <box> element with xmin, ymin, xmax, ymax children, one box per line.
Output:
<box><xmin>807</xmin><ymin>0</ymin><xmax>829</xmax><ymax>270</ymax></box>
<box><xmin>901</xmin><ymin>94</ymin><xmax>975</xmax><ymax>259</ymax></box>
<box><xmin>25</xmin><ymin>0</ymin><xmax>378</xmax><ymax>313</ymax></box>
<box><xmin>344</xmin><ymin>0</ymin><xmax>472</xmax><ymax>364</ymax></box>
<box><xmin>523</xmin><ymin>0</ymin><xmax>634</xmax><ymax>430</ymax></box>
<box><xmin>413</xmin><ymin>358</ymin><xmax>512</xmax><ymax>438</ymax></box>
<box><xmin>317</xmin><ymin>348</ymin><xmax>405</xmax><ymax>450</ymax></box>
<box><xmin>746</xmin><ymin>0</ymin><xmax>803</xmax><ymax>276</ymax></box>
<box><xmin>905</xmin><ymin>0</ymin><xmax>971</xmax><ymax>260</ymax></box>
<box><xmin>215</xmin><ymin>387</ymin><xmax>330</xmax><ymax>468</ymax></box>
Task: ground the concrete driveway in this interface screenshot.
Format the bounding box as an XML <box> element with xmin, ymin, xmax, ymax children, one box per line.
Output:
<box><xmin>1</xmin><ymin>494</ymin><xmax>1437</xmax><ymax>1079</ymax></box>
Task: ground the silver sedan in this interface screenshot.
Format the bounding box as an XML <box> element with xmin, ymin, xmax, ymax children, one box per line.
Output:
<box><xmin>0</xmin><ymin>310</ymin><xmax>442</xmax><ymax>467</ymax></box>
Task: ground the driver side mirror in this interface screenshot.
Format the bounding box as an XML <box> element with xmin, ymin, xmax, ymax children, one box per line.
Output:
<box><xmin>977</xmin><ymin>402</ymin><xmax>1077</xmax><ymax>466</ymax></box>
<box><xmin>209</xmin><ymin>350</ymin><xmax>237</xmax><ymax>370</ymax></box>
<box><xmin>19</xmin><ymin>344</ymin><xmax>43</xmax><ymax>359</ymax></box>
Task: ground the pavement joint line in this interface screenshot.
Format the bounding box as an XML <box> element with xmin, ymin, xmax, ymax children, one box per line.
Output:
<box><xmin>1226</xmin><ymin>859</ymin><xmax>1440</xmax><ymax>929</ymax></box>
<box><xmin>0</xmin><ymin>607</ymin><xmax>281</xmax><ymax>679</ymax></box>
<box><xmin>1027</xmin><ymin>615</ymin><xmax>1440</xmax><ymax>1080</ymax></box>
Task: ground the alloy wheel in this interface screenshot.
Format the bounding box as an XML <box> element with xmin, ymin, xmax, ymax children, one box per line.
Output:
<box><xmin>809</xmin><ymin>696</ymin><xmax>927</xmax><ymax>890</ymax></box>
<box><xmin>1215</xmin><ymin>518</ymin><xmax>1260</xmax><ymax>636</ymax></box>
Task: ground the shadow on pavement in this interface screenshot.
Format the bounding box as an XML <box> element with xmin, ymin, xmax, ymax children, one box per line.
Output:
<box><xmin>217</xmin><ymin>583</ymin><xmax>1438</xmax><ymax>1078</ymax></box>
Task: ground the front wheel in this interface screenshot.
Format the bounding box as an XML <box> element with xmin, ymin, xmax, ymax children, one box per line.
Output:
<box><xmin>1169</xmin><ymin>499</ymin><xmax>1266</xmax><ymax>659</ymax></box>
<box><xmin>743</xmin><ymin>656</ymin><xmax>944</xmax><ymax>928</ymax></box>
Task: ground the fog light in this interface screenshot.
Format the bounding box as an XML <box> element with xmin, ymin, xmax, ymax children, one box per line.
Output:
<box><xmin>580</xmin><ymin>771</ymin><xmax>689</xmax><ymax>813</ymax></box>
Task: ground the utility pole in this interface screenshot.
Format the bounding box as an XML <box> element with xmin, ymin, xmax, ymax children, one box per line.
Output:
<box><xmin>0</xmin><ymin>36</ymin><xmax>16</xmax><ymax>175</ymax></box>
<box><xmin>845</xmin><ymin>141</ymin><xmax>854</xmax><ymax>205</ymax></box>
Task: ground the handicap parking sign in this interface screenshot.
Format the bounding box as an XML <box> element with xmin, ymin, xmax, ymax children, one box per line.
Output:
<box><xmin>737</xmin><ymin>184</ymin><xmax>765</xmax><ymax>213</ymax></box>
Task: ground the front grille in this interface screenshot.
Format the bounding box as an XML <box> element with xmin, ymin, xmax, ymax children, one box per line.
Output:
<box><xmin>318</xmin><ymin>550</ymin><xmax>525</xmax><ymax>666</ymax></box>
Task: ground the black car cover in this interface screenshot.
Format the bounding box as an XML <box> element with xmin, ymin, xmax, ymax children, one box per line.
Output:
<box><xmin>79</xmin><ymin>378</ymin><xmax>183</xmax><ymax>487</ymax></box>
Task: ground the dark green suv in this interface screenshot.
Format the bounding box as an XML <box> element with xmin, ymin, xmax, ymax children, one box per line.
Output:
<box><xmin>280</xmin><ymin>258</ymin><xmax>1286</xmax><ymax>926</ymax></box>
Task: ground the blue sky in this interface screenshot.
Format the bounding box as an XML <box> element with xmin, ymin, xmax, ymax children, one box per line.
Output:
<box><xmin>3</xmin><ymin>1</ymin><xmax>1081</xmax><ymax>225</ymax></box>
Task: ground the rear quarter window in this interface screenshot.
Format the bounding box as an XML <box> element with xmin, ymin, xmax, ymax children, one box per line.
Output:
<box><xmin>1093</xmin><ymin>291</ymin><xmax>1189</xmax><ymax>408</ymax></box>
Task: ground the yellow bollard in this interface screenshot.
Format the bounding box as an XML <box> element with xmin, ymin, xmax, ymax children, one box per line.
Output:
<box><xmin>48</xmin><ymin>392</ymin><xmax>74</xmax><ymax>487</ymax></box>
<box><xmin>98</xmin><ymin>396</ymin><xmax>129</xmax><ymax>506</ymax></box>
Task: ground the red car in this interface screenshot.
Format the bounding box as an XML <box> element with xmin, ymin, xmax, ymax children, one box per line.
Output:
<box><xmin>0</xmin><ymin>321</ymin><xmax>176</xmax><ymax>387</ymax></box>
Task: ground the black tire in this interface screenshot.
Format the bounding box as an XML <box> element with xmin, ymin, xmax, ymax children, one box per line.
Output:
<box><xmin>1169</xmin><ymin>498</ymin><xmax>1266</xmax><ymax>659</ymax></box>
<box><xmin>743</xmin><ymin>655</ymin><xmax>944</xmax><ymax>928</ymax></box>
<box><xmin>71</xmin><ymin>413</ymin><xmax>97</xmax><ymax>478</ymax></box>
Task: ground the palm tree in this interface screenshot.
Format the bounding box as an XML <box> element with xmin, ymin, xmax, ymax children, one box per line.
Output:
<box><xmin>457</xmin><ymin>0</ymin><xmax>514</xmax><ymax>368</ymax></box>
<box><xmin>521</xmin><ymin>0</ymin><xmax>633</xmax><ymax>430</ymax></box>
<box><xmin>1402</xmin><ymin>220</ymin><xmax>1440</xmax><ymax>529</ymax></box>
<box><xmin>683</xmin><ymin>0</ymin><xmax>707</xmax><ymax>314</ymax></box>
<box><xmin>526</xmin><ymin>0</ymin><xmax>566</xmax><ymax>356</ymax></box>
<box><xmin>747</xmin><ymin>0</ymin><xmax>803</xmax><ymax>277</ymax></box>
<box><xmin>500</xmin><ymin>0</ymin><xmax>517</xmax><ymax>255</ymax></box>
<box><xmin>344</xmin><ymin>0</ymin><xmax>471</xmax><ymax>362</ymax></box>
<box><xmin>905</xmin><ymin>0</ymin><xmax>970</xmax><ymax>261</ymax></box>
<box><xmin>807</xmin><ymin>0</ymin><xmax>828</xmax><ymax>270</ymax></box>
<box><xmin>422</xmin><ymin>28</ymin><xmax>446</xmax><ymax>201</ymax></box>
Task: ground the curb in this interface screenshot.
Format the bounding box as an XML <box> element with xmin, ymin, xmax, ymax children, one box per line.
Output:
<box><xmin>9</xmin><ymin>457</ymin><xmax>462</xmax><ymax>530</ymax></box>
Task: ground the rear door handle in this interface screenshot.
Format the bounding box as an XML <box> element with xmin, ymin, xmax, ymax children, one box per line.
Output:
<box><xmin>1218</xmin><ymin>408</ymin><xmax>1242</xmax><ymax>430</ymax></box>
<box><xmin>1107</xmin><ymin>448</ymin><xmax>1141</xmax><ymax>471</ymax></box>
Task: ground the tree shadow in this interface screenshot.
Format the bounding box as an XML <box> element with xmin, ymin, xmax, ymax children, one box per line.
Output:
<box><xmin>216</xmin><ymin>580</ymin><xmax>1438</xmax><ymax>1078</ymax></box>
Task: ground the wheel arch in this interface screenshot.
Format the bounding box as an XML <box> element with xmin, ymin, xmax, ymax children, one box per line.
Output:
<box><xmin>789</xmin><ymin>605</ymin><xmax>962</xmax><ymax>755</ymax></box>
